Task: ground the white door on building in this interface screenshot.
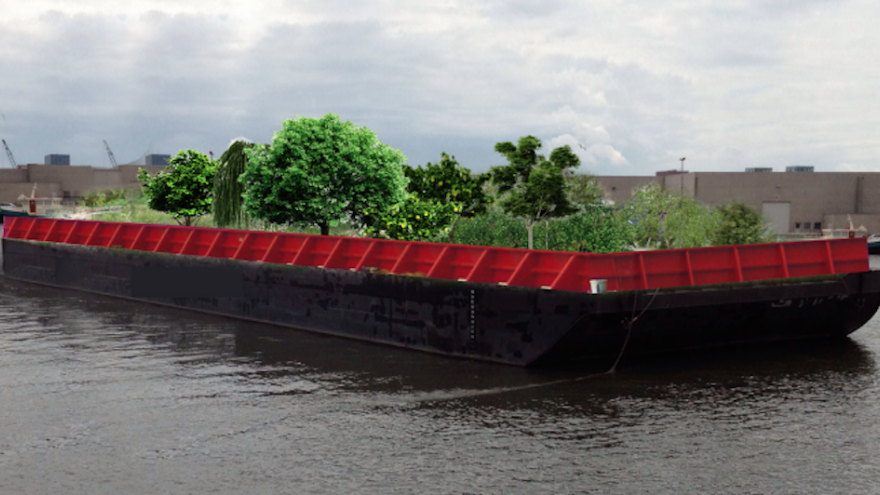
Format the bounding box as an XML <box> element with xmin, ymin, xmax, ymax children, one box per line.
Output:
<box><xmin>762</xmin><ymin>202</ymin><xmax>791</xmax><ymax>234</ymax></box>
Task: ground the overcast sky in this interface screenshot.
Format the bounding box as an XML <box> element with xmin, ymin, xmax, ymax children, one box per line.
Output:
<box><xmin>1</xmin><ymin>1</ymin><xmax>878</xmax><ymax>175</ymax></box>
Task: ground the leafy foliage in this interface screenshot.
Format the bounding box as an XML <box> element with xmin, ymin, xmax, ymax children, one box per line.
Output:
<box><xmin>566</xmin><ymin>173</ymin><xmax>606</xmax><ymax>207</ymax></box>
<box><xmin>547</xmin><ymin>206</ymin><xmax>633</xmax><ymax>253</ymax></box>
<box><xmin>452</xmin><ymin>207</ymin><xmax>530</xmax><ymax>248</ymax></box>
<box><xmin>490</xmin><ymin>136</ymin><xmax>581</xmax><ymax>249</ymax></box>
<box><xmin>712</xmin><ymin>201</ymin><xmax>772</xmax><ymax>246</ymax></box>
<box><xmin>78</xmin><ymin>188</ymin><xmax>127</xmax><ymax>207</ymax></box>
<box><xmin>213</xmin><ymin>139</ymin><xmax>258</xmax><ymax>229</ymax></box>
<box><xmin>624</xmin><ymin>183</ymin><xmax>720</xmax><ymax>249</ymax></box>
<box><xmin>452</xmin><ymin>205</ymin><xmax>632</xmax><ymax>253</ymax></box>
<box><xmin>241</xmin><ymin>113</ymin><xmax>407</xmax><ymax>235</ymax></box>
<box><xmin>398</xmin><ymin>153</ymin><xmax>492</xmax><ymax>241</ymax></box>
<box><xmin>362</xmin><ymin>196</ymin><xmax>458</xmax><ymax>241</ymax></box>
<box><xmin>137</xmin><ymin>150</ymin><xmax>216</xmax><ymax>226</ymax></box>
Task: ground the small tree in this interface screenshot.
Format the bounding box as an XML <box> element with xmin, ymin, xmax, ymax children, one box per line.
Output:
<box><xmin>566</xmin><ymin>173</ymin><xmax>606</xmax><ymax>207</ymax></box>
<box><xmin>490</xmin><ymin>136</ymin><xmax>580</xmax><ymax>249</ymax></box>
<box><xmin>241</xmin><ymin>113</ymin><xmax>407</xmax><ymax>235</ymax></box>
<box><xmin>403</xmin><ymin>153</ymin><xmax>492</xmax><ymax>242</ymax></box>
<box><xmin>625</xmin><ymin>183</ymin><xmax>719</xmax><ymax>249</ymax></box>
<box><xmin>137</xmin><ymin>149</ymin><xmax>215</xmax><ymax>226</ymax></box>
<box><xmin>712</xmin><ymin>201</ymin><xmax>772</xmax><ymax>246</ymax></box>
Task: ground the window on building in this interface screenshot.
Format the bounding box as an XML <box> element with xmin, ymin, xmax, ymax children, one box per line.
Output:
<box><xmin>814</xmin><ymin>222</ymin><xmax>821</xmax><ymax>230</ymax></box>
<box><xmin>795</xmin><ymin>222</ymin><xmax>801</xmax><ymax>230</ymax></box>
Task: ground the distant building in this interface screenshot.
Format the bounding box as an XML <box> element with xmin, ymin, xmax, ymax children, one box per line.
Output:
<box><xmin>745</xmin><ymin>167</ymin><xmax>772</xmax><ymax>173</ymax></box>
<box><xmin>0</xmin><ymin>163</ymin><xmax>168</xmax><ymax>203</ymax></box>
<box><xmin>145</xmin><ymin>154</ymin><xmax>171</xmax><ymax>165</ymax></box>
<box><xmin>786</xmin><ymin>165</ymin><xmax>814</xmax><ymax>173</ymax></box>
<box><xmin>655</xmin><ymin>169</ymin><xmax>687</xmax><ymax>176</ymax></box>
<box><xmin>44</xmin><ymin>154</ymin><xmax>70</xmax><ymax>166</ymax></box>
<box><xmin>596</xmin><ymin>170</ymin><xmax>880</xmax><ymax>235</ymax></box>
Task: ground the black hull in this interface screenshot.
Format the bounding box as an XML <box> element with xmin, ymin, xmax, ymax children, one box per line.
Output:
<box><xmin>3</xmin><ymin>238</ymin><xmax>880</xmax><ymax>366</ymax></box>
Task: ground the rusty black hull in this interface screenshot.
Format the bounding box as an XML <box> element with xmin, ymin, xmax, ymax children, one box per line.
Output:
<box><xmin>3</xmin><ymin>238</ymin><xmax>880</xmax><ymax>366</ymax></box>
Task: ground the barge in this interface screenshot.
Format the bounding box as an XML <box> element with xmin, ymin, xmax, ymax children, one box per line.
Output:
<box><xmin>2</xmin><ymin>217</ymin><xmax>879</xmax><ymax>366</ymax></box>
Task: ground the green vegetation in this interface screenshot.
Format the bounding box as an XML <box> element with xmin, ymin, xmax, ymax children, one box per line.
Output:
<box><xmin>625</xmin><ymin>183</ymin><xmax>720</xmax><ymax>249</ymax></box>
<box><xmin>137</xmin><ymin>150</ymin><xmax>216</xmax><ymax>226</ymax></box>
<box><xmin>113</xmin><ymin>118</ymin><xmax>776</xmax><ymax>255</ymax></box>
<box><xmin>363</xmin><ymin>153</ymin><xmax>492</xmax><ymax>242</ymax></box>
<box><xmin>452</xmin><ymin>203</ymin><xmax>632</xmax><ymax>253</ymax></box>
<box><xmin>77</xmin><ymin>188</ymin><xmax>128</xmax><ymax>207</ymax></box>
<box><xmin>213</xmin><ymin>139</ymin><xmax>258</xmax><ymax>229</ymax></box>
<box><xmin>712</xmin><ymin>201</ymin><xmax>773</xmax><ymax>246</ymax></box>
<box><xmin>491</xmin><ymin>136</ymin><xmax>580</xmax><ymax>249</ymax></box>
<box><xmin>241</xmin><ymin>113</ymin><xmax>407</xmax><ymax>235</ymax></box>
<box><xmin>362</xmin><ymin>195</ymin><xmax>458</xmax><ymax>241</ymax></box>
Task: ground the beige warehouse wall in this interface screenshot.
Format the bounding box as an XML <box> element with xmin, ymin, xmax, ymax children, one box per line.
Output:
<box><xmin>0</xmin><ymin>164</ymin><xmax>171</xmax><ymax>203</ymax></box>
<box><xmin>596</xmin><ymin>171</ymin><xmax>880</xmax><ymax>234</ymax></box>
<box><xmin>0</xmin><ymin>182</ymin><xmax>62</xmax><ymax>203</ymax></box>
<box><xmin>595</xmin><ymin>176</ymin><xmax>660</xmax><ymax>205</ymax></box>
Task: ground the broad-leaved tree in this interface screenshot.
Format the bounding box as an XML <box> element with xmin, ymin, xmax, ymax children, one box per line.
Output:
<box><xmin>241</xmin><ymin>114</ymin><xmax>407</xmax><ymax>235</ymax></box>
<box><xmin>137</xmin><ymin>149</ymin><xmax>216</xmax><ymax>226</ymax></box>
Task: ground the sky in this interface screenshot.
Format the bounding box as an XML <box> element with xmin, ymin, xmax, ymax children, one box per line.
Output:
<box><xmin>1</xmin><ymin>0</ymin><xmax>879</xmax><ymax>175</ymax></box>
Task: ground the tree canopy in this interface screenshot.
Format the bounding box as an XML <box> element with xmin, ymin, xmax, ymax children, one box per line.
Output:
<box><xmin>490</xmin><ymin>136</ymin><xmax>580</xmax><ymax>249</ymax></box>
<box><xmin>712</xmin><ymin>201</ymin><xmax>772</xmax><ymax>246</ymax></box>
<box><xmin>240</xmin><ymin>113</ymin><xmax>408</xmax><ymax>235</ymax></box>
<box><xmin>137</xmin><ymin>149</ymin><xmax>216</xmax><ymax>226</ymax></box>
<box><xmin>625</xmin><ymin>183</ymin><xmax>720</xmax><ymax>249</ymax></box>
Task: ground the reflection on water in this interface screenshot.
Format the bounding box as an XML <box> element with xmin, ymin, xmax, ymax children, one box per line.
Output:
<box><xmin>2</xmin><ymin>274</ymin><xmax>880</xmax><ymax>494</ymax></box>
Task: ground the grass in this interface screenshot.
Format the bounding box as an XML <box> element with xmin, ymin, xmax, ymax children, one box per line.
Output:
<box><xmin>81</xmin><ymin>188</ymin><xmax>358</xmax><ymax>236</ymax></box>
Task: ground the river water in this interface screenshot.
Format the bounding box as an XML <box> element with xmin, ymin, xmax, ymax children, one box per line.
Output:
<box><xmin>2</xmin><ymin>269</ymin><xmax>880</xmax><ymax>494</ymax></box>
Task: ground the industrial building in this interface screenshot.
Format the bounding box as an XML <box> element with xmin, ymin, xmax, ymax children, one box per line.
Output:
<box><xmin>597</xmin><ymin>168</ymin><xmax>880</xmax><ymax>235</ymax></box>
<box><xmin>0</xmin><ymin>163</ymin><xmax>167</xmax><ymax>203</ymax></box>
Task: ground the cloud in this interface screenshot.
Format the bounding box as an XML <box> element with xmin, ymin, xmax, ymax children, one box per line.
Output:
<box><xmin>0</xmin><ymin>0</ymin><xmax>877</xmax><ymax>176</ymax></box>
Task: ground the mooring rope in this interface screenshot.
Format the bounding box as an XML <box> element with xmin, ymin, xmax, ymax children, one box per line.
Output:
<box><xmin>414</xmin><ymin>287</ymin><xmax>662</xmax><ymax>404</ymax></box>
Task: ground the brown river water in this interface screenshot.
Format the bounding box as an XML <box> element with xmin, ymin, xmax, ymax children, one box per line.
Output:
<box><xmin>1</xmin><ymin>258</ymin><xmax>880</xmax><ymax>494</ymax></box>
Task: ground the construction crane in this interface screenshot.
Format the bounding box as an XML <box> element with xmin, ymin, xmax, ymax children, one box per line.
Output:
<box><xmin>103</xmin><ymin>139</ymin><xmax>118</xmax><ymax>168</ymax></box>
<box><xmin>2</xmin><ymin>139</ymin><xmax>17</xmax><ymax>168</ymax></box>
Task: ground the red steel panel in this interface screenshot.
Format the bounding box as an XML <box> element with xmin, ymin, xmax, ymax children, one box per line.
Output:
<box><xmin>467</xmin><ymin>249</ymin><xmax>528</xmax><ymax>285</ymax></box>
<box><xmin>738</xmin><ymin>243</ymin><xmax>787</xmax><ymax>281</ymax></box>
<box><xmin>392</xmin><ymin>243</ymin><xmax>445</xmax><ymax>276</ymax></box>
<box><xmin>1</xmin><ymin>218</ymin><xmax>871</xmax><ymax>294</ymax></box>
<box><xmin>357</xmin><ymin>240</ymin><xmax>407</xmax><ymax>272</ymax></box>
<box><xmin>640</xmin><ymin>250</ymin><xmax>691</xmax><ymax>289</ymax></box>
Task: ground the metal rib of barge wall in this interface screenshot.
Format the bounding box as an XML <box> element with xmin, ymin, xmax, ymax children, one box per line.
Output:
<box><xmin>3</xmin><ymin>237</ymin><xmax>880</xmax><ymax>366</ymax></box>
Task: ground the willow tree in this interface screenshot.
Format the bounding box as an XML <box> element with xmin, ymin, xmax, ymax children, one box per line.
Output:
<box><xmin>213</xmin><ymin>139</ymin><xmax>258</xmax><ymax>229</ymax></box>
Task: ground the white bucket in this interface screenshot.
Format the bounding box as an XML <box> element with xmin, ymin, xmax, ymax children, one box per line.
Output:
<box><xmin>589</xmin><ymin>279</ymin><xmax>607</xmax><ymax>294</ymax></box>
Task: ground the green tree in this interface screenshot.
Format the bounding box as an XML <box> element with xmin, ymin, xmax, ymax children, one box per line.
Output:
<box><xmin>625</xmin><ymin>182</ymin><xmax>720</xmax><ymax>249</ymax></box>
<box><xmin>137</xmin><ymin>149</ymin><xmax>216</xmax><ymax>226</ymax></box>
<box><xmin>712</xmin><ymin>201</ymin><xmax>772</xmax><ymax>246</ymax></box>
<box><xmin>403</xmin><ymin>153</ymin><xmax>492</xmax><ymax>242</ymax></box>
<box><xmin>241</xmin><ymin>113</ymin><xmax>407</xmax><ymax>235</ymax></box>
<box><xmin>213</xmin><ymin>139</ymin><xmax>260</xmax><ymax>229</ymax></box>
<box><xmin>566</xmin><ymin>173</ymin><xmax>606</xmax><ymax>207</ymax></box>
<box><xmin>491</xmin><ymin>136</ymin><xmax>580</xmax><ymax>249</ymax></box>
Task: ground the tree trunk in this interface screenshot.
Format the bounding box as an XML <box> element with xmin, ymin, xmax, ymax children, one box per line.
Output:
<box><xmin>545</xmin><ymin>219</ymin><xmax>549</xmax><ymax>250</ymax></box>
<box><xmin>448</xmin><ymin>217</ymin><xmax>460</xmax><ymax>244</ymax></box>
<box><xmin>319</xmin><ymin>222</ymin><xmax>330</xmax><ymax>236</ymax></box>
<box><xmin>526</xmin><ymin>221</ymin><xmax>534</xmax><ymax>250</ymax></box>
